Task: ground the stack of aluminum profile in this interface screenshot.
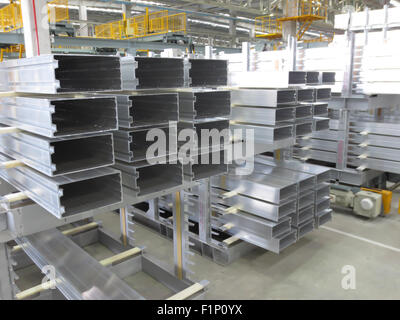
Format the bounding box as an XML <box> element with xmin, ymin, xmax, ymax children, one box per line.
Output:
<box><xmin>209</xmin><ymin>157</ymin><xmax>331</xmax><ymax>253</ymax></box>
<box><xmin>113</xmin><ymin>92</ymin><xmax>184</xmax><ymax>197</ymax></box>
<box><xmin>125</xmin><ymin>57</ymin><xmax>228</xmax><ymax>89</ymax></box>
<box><xmin>178</xmin><ymin>89</ymin><xmax>231</xmax><ymax>182</ymax></box>
<box><xmin>255</xmin><ymin>156</ymin><xmax>332</xmax><ymax>229</ymax></box>
<box><xmin>0</xmin><ymin>54</ymin><xmax>125</xmax><ymax>219</ymax></box>
<box><xmin>231</xmin><ymin>88</ymin><xmax>296</xmax><ymax>153</ymax></box>
<box><xmin>347</xmin><ymin>116</ymin><xmax>400</xmax><ymax>174</ymax></box>
<box><xmin>293</xmin><ymin>81</ymin><xmax>333</xmax><ymax>162</ymax></box>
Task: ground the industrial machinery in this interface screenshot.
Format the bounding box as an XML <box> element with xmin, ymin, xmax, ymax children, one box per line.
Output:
<box><xmin>330</xmin><ymin>185</ymin><xmax>392</xmax><ymax>218</ymax></box>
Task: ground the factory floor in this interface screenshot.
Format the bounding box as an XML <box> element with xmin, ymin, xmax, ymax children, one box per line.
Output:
<box><xmin>14</xmin><ymin>191</ymin><xmax>400</xmax><ymax>300</ymax></box>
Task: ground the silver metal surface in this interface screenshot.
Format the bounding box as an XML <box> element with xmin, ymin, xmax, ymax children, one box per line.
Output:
<box><xmin>116</xmin><ymin>93</ymin><xmax>179</xmax><ymax>129</ymax></box>
<box><xmin>18</xmin><ymin>228</ymin><xmax>144</xmax><ymax>300</ymax></box>
<box><xmin>2</xmin><ymin>54</ymin><xmax>122</xmax><ymax>93</ymax></box>
<box><xmin>231</xmin><ymin>89</ymin><xmax>297</xmax><ymax>107</ymax></box>
<box><xmin>0</xmin><ymin>152</ymin><xmax>122</xmax><ymax>219</ymax></box>
<box><xmin>115</xmin><ymin>161</ymin><xmax>183</xmax><ymax>198</ymax></box>
<box><xmin>297</xmin><ymin>89</ymin><xmax>314</xmax><ymax>102</ymax></box>
<box><xmin>0</xmin><ymin>96</ymin><xmax>118</xmax><ymax>138</ymax></box>
<box><xmin>312</xmin><ymin>103</ymin><xmax>329</xmax><ymax>117</ymax></box>
<box><xmin>189</xmin><ymin>59</ymin><xmax>228</xmax><ymax>87</ymax></box>
<box><xmin>179</xmin><ymin>90</ymin><xmax>231</xmax><ymax>121</ymax></box>
<box><xmin>212</xmin><ymin>173</ymin><xmax>297</xmax><ymax>205</ymax></box>
<box><xmin>313</xmin><ymin>117</ymin><xmax>330</xmax><ymax>132</ymax></box>
<box><xmin>184</xmin><ymin>150</ymin><xmax>228</xmax><ymax>182</ymax></box>
<box><xmin>0</xmin><ymin>131</ymin><xmax>114</xmax><ymax>176</ymax></box>
<box><xmin>231</xmin><ymin>123</ymin><xmax>294</xmax><ymax>144</ymax></box>
<box><xmin>231</xmin><ymin>106</ymin><xmax>295</xmax><ymax>126</ymax></box>
<box><xmin>113</xmin><ymin>125</ymin><xmax>177</xmax><ymax>163</ymax></box>
<box><xmin>229</xmin><ymin>71</ymin><xmax>306</xmax><ymax>88</ymax></box>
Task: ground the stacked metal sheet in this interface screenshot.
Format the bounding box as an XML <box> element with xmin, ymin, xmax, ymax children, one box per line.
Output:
<box><xmin>0</xmin><ymin>55</ymin><xmax>124</xmax><ymax>219</ymax></box>
<box><xmin>178</xmin><ymin>89</ymin><xmax>231</xmax><ymax>182</ymax></box>
<box><xmin>209</xmin><ymin>158</ymin><xmax>331</xmax><ymax>253</ymax></box>
<box><xmin>112</xmin><ymin>92</ymin><xmax>184</xmax><ymax>197</ymax></box>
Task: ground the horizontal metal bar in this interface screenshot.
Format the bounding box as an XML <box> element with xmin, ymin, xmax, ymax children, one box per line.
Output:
<box><xmin>0</xmin><ymin>96</ymin><xmax>118</xmax><ymax>138</ymax></box>
<box><xmin>348</xmin><ymin>156</ymin><xmax>400</xmax><ymax>174</ymax></box>
<box><xmin>298</xmin><ymin>88</ymin><xmax>314</xmax><ymax>102</ymax></box>
<box><xmin>184</xmin><ymin>150</ymin><xmax>228</xmax><ymax>182</ymax></box>
<box><xmin>297</xmin><ymin>138</ymin><xmax>338</xmax><ymax>152</ymax></box>
<box><xmin>348</xmin><ymin>145</ymin><xmax>400</xmax><ymax>162</ymax></box>
<box><xmin>0</xmin><ymin>152</ymin><xmax>122</xmax><ymax>219</ymax></box>
<box><xmin>312</xmin><ymin>103</ymin><xmax>329</xmax><ymax>117</ymax></box>
<box><xmin>314</xmin><ymin>88</ymin><xmax>332</xmax><ymax>102</ymax></box>
<box><xmin>231</xmin><ymin>123</ymin><xmax>294</xmax><ymax>144</ymax></box>
<box><xmin>295</xmin><ymin>105</ymin><xmax>313</xmax><ymax>120</ymax></box>
<box><xmin>0</xmin><ymin>131</ymin><xmax>114</xmax><ymax>176</ymax></box>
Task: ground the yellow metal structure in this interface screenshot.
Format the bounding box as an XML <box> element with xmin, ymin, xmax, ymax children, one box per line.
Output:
<box><xmin>255</xmin><ymin>16</ymin><xmax>282</xmax><ymax>39</ymax></box>
<box><xmin>0</xmin><ymin>0</ymin><xmax>69</xmax><ymax>33</ymax></box>
<box><xmin>278</xmin><ymin>0</ymin><xmax>328</xmax><ymax>41</ymax></box>
<box><xmin>47</xmin><ymin>0</ymin><xmax>69</xmax><ymax>23</ymax></box>
<box><xmin>96</xmin><ymin>10</ymin><xmax>186</xmax><ymax>40</ymax></box>
<box><xmin>361</xmin><ymin>188</ymin><xmax>393</xmax><ymax>215</ymax></box>
<box><xmin>0</xmin><ymin>2</ymin><xmax>23</xmax><ymax>33</ymax></box>
<box><xmin>0</xmin><ymin>44</ymin><xmax>24</xmax><ymax>62</ymax></box>
<box><xmin>302</xmin><ymin>33</ymin><xmax>333</xmax><ymax>43</ymax></box>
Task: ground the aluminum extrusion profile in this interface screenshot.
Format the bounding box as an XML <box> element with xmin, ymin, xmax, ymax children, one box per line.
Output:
<box><xmin>2</xmin><ymin>54</ymin><xmax>123</xmax><ymax>93</ymax></box>
<box><xmin>178</xmin><ymin>119</ymin><xmax>230</xmax><ymax>154</ymax></box>
<box><xmin>231</xmin><ymin>89</ymin><xmax>297</xmax><ymax>107</ymax></box>
<box><xmin>231</xmin><ymin>123</ymin><xmax>294</xmax><ymax>144</ymax></box>
<box><xmin>295</xmin><ymin>105</ymin><xmax>313</xmax><ymax>120</ymax></box>
<box><xmin>294</xmin><ymin>121</ymin><xmax>313</xmax><ymax>137</ymax></box>
<box><xmin>178</xmin><ymin>90</ymin><xmax>231</xmax><ymax>121</ymax></box>
<box><xmin>299</xmin><ymin>191</ymin><xmax>316</xmax><ymax>210</ymax></box>
<box><xmin>347</xmin><ymin>156</ymin><xmax>400</xmax><ymax>174</ymax></box>
<box><xmin>184</xmin><ymin>149</ymin><xmax>228</xmax><ymax>182</ymax></box>
<box><xmin>252</xmin><ymin>163</ymin><xmax>316</xmax><ymax>193</ymax></box>
<box><xmin>113</xmin><ymin>124</ymin><xmax>177</xmax><ymax>163</ymax></box>
<box><xmin>211</xmin><ymin>187</ymin><xmax>296</xmax><ymax>222</ymax></box>
<box><xmin>227</xmin><ymin>227</ymin><xmax>297</xmax><ymax>254</ymax></box>
<box><xmin>228</xmin><ymin>71</ymin><xmax>306</xmax><ymax>88</ymax></box>
<box><xmin>0</xmin><ymin>96</ymin><xmax>118</xmax><ymax>138</ymax></box>
<box><xmin>313</xmin><ymin>117</ymin><xmax>330</xmax><ymax>132</ymax></box>
<box><xmin>231</xmin><ymin>106</ymin><xmax>295</xmax><ymax>126</ymax></box>
<box><xmin>120</xmin><ymin>56</ymin><xmax>138</xmax><ymax>91</ymax></box>
<box><xmin>290</xmin><ymin>205</ymin><xmax>315</xmax><ymax>227</ymax></box>
<box><xmin>254</xmin><ymin>156</ymin><xmax>332</xmax><ymax>185</ymax></box>
<box><xmin>134</xmin><ymin>57</ymin><xmax>187</xmax><ymax>89</ymax></box>
<box><xmin>116</xmin><ymin>93</ymin><xmax>179</xmax><ymax>129</ymax></box>
<box><xmin>293</xmin><ymin>148</ymin><xmax>336</xmax><ymax>163</ymax></box>
<box><xmin>315</xmin><ymin>209</ymin><xmax>333</xmax><ymax>228</ymax></box>
<box><xmin>295</xmin><ymin>219</ymin><xmax>315</xmax><ymax>240</ymax></box>
<box><xmin>297</xmin><ymin>89</ymin><xmax>315</xmax><ymax>102</ymax></box>
<box><xmin>0</xmin><ymin>152</ymin><xmax>122</xmax><ymax>218</ymax></box>
<box><xmin>18</xmin><ymin>229</ymin><xmax>145</xmax><ymax>300</ymax></box>
<box><xmin>312</xmin><ymin>130</ymin><xmax>340</xmax><ymax>141</ymax></box>
<box><xmin>189</xmin><ymin>59</ymin><xmax>228</xmax><ymax>87</ymax></box>
<box><xmin>114</xmin><ymin>160</ymin><xmax>183</xmax><ymax>197</ymax></box>
<box><xmin>297</xmin><ymin>138</ymin><xmax>337</xmax><ymax>152</ymax></box>
<box><xmin>322</xmin><ymin>72</ymin><xmax>336</xmax><ymax>84</ymax></box>
<box><xmin>349</xmin><ymin>132</ymin><xmax>400</xmax><ymax>149</ymax></box>
<box><xmin>306</xmin><ymin>72</ymin><xmax>320</xmax><ymax>85</ymax></box>
<box><xmin>316</xmin><ymin>196</ymin><xmax>331</xmax><ymax>213</ymax></box>
<box><xmin>314</xmin><ymin>88</ymin><xmax>332</xmax><ymax>101</ymax></box>
<box><xmin>312</xmin><ymin>103</ymin><xmax>329</xmax><ymax>117</ymax></box>
<box><xmin>218</xmin><ymin>211</ymin><xmax>291</xmax><ymax>240</ymax></box>
<box><xmin>0</xmin><ymin>131</ymin><xmax>115</xmax><ymax>176</ymax></box>
<box><xmin>211</xmin><ymin>173</ymin><xmax>298</xmax><ymax>205</ymax></box>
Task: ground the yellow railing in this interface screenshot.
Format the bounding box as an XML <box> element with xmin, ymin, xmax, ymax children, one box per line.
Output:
<box><xmin>255</xmin><ymin>16</ymin><xmax>282</xmax><ymax>39</ymax></box>
<box><xmin>96</xmin><ymin>11</ymin><xmax>187</xmax><ymax>40</ymax></box>
<box><xmin>48</xmin><ymin>0</ymin><xmax>69</xmax><ymax>23</ymax></box>
<box><xmin>0</xmin><ymin>0</ymin><xmax>69</xmax><ymax>33</ymax></box>
<box><xmin>0</xmin><ymin>2</ymin><xmax>23</xmax><ymax>33</ymax></box>
<box><xmin>281</xmin><ymin>0</ymin><xmax>328</xmax><ymax>20</ymax></box>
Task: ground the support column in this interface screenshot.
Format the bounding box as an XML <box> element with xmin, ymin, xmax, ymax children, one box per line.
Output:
<box><xmin>78</xmin><ymin>2</ymin><xmax>89</xmax><ymax>37</ymax></box>
<box><xmin>173</xmin><ymin>191</ymin><xmax>187</xmax><ymax>280</ymax></box>
<box><xmin>229</xmin><ymin>10</ymin><xmax>237</xmax><ymax>48</ymax></box>
<box><xmin>122</xmin><ymin>3</ymin><xmax>133</xmax><ymax>20</ymax></box>
<box><xmin>282</xmin><ymin>1</ymin><xmax>298</xmax><ymax>42</ymax></box>
<box><xmin>198</xmin><ymin>179</ymin><xmax>211</xmax><ymax>244</ymax></box>
<box><xmin>0</xmin><ymin>243</ymin><xmax>14</xmax><ymax>300</ymax></box>
<box><xmin>21</xmin><ymin>0</ymin><xmax>51</xmax><ymax>57</ymax></box>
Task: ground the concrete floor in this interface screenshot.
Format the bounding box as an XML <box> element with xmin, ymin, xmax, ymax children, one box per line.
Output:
<box><xmin>14</xmin><ymin>191</ymin><xmax>400</xmax><ymax>300</ymax></box>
